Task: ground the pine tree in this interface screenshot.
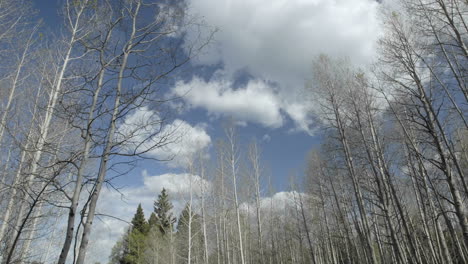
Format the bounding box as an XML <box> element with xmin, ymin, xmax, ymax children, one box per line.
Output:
<box><xmin>176</xmin><ymin>203</ymin><xmax>203</xmax><ymax>264</ymax></box>
<box><xmin>154</xmin><ymin>188</ymin><xmax>176</xmax><ymax>235</ymax></box>
<box><xmin>176</xmin><ymin>203</ymin><xmax>192</xmax><ymax>231</ymax></box>
<box><xmin>131</xmin><ymin>204</ymin><xmax>149</xmax><ymax>234</ymax></box>
<box><xmin>114</xmin><ymin>205</ymin><xmax>149</xmax><ymax>264</ymax></box>
<box><xmin>123</xmin><ymin>231</ymin><xmax>146</xmax><ymax>264</ymax></box>
<box><xmin>148</xmin><ymin>212</ymin><xmax>158</xmax><ymax>229</ymax></box>
<box><xmin>108</xmin><ymin>229</ymin><xmax>130</xmax><ymax>264</ymax></box>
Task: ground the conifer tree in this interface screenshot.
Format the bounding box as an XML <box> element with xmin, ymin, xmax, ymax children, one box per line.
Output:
<box><xmin>123</xmin><ymin>231</ymin><xmax>146</xmax><ymax>264</ymax></box>
<box><xmin>108</xmin><ymin>229</ymin><xmax>130</xmax><ymax>264</ymax></box>
<box><xmin>154</xmin><ymin>188</ymin><xmax>176</xmax><ymax>235</ymax></box>
<box><xmin>118</xmin><ymin>205</ymin><xmax>149</xmax><ymax>264</ymax></box>
<box><xmin>131</xmin><ymin>204</ymin><xmax>149</xmax><ymax>235</ymax></box>
<box><xmin>148</xmin><ymin>212</ymin><xmax>158</xmax><ymax>230</ymax></box>
<box><xmin>176</xmin><ymin>203</ymin><xmax>203</xmax><ymax>264</ymax></box>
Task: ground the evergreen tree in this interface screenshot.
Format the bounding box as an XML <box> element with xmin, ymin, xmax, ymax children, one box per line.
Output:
<box><xmin>108</xmin><ymin>229</ymin><xmax>129</xmax><ymax>264</ymax></box>
<box><xmin>123</xmin><ymin>231</ymin><xmax>146</xmax><ymax>264</ymax></box>
<box><xmin>177</xmin><ymin>204</ymin><xmax>199</xmax><ymax>235</ymax></box>
<box><xmin>154</xmin><ymin>188</ymin><xmax>176</xmax><ymax>235</ymax></box>
<box><xmin>131</xmin><ymin>204</ymin><xmax>149</xmax><ymax>234</ymax></box>
<box><xmin>176</xmin><ymin>203</ymin><xmax>204</xmax><ymax>264</ymax></box>
<box><xmin>148</xmin><ymin>212</ymin><xmax>158</xmax><ymax>229</ymax></box>
<box><xmin>112</xmin><ymin>205</ymin><xmax>149</xmax><ymax>264</ymax></box>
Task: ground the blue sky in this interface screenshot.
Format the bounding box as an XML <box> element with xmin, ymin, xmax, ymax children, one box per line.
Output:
<box><xmin>31</xmin><ymin>0</ymin><xmax>383</xmax><ymax>262</ymax></box>
<box><xmin>30</xmin><ymin>0</ymin><xmax>343</xmax><ymax>191</ymax></box>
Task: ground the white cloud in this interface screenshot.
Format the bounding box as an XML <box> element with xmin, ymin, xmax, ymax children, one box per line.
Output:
<box><xmin>117</xmin><ymin>106</ymin><xmax>162</xmax><ymax>146</ymax></box>
<box><xmin>149</xmin><ymin>119</ymin><xmax>212</xmax><ymax>167</ymax></box>
<box><xmin>242</xmin><ymin>191</ymin><xmax>322</xmax><ymax>215</ymax></box>
<box><xmin>265</xmin><ymin>191</ymin><xmax>299</xmax><ymax>211</ymax></box>
<box><xmin>172</xmin><ymin>74</ymin><xmax>318</xmax><ymax>134</ymax></box>
<box><xmin>173</xmin><ymin>76</ymin><xmax>284</xmax><ymax>128</ymax></box>
<box><xmin>187</xmin><ymin>0</ymin><xmax>380</xmax><ymax>76</ymax></box>
<box><xmin>117</xmin><ymin>107</ymin><xmax>211</xmax><ymax>168</ymax></box>
<box><xmin>181</xmin><ymin>0</ymin><xmax>382</xmax><ymax>133</ymax></box>
<box><xmin>283</xmin><ymin>102</ymin><xmax>317</xmax><ymax>134</ymax></box>
<box><xmin>142</xmin><ymin>170</ymin><xmax>211</xmax><ymax>197</ymax></box>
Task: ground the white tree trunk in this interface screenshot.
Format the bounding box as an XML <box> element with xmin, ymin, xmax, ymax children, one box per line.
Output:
<box><xmin>226</xmin><ymin>125</ymin><xmax>245</xmax><ymax>264</ymax></box>
<box><xmin>76</xmin><ymin>4</ymin><xmax>139</xmax><ymax>261</ymax></box>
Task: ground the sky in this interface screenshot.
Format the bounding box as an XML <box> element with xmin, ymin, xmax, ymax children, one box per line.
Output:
<box><xmin>31</xmin><ymin>0</ymin><xmax>384</xmax><ymax>262</ymax></box>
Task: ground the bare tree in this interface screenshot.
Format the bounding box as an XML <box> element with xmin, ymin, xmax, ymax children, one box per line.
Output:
<box><xmin>224</xmin><ymin>122</ymin><xmax>246</xmax><ymax>264</ymax></box>
<box><xmin>247</xmin><ymin>141</ymin><xmax>264</xmax><ymax>264</ymax></box>
<box><xmin>309</xmin><ymin>55</ymin><xmax>378</xmax><ymax>264</ymax></box>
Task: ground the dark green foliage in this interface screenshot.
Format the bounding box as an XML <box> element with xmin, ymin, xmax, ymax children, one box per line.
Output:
<box><xmin>109</xmin><ymin>189</ymin><xmax>177</xmax><ymax>264</ymax></box>
<box><xmin>109</xmin><ymin>206</ymin><xmax>149</xmax><ymax>264</ymax></box>
<box><xmin>154</xmin><ymin>188</ymin><xmax>176</xmax><ymax>235</ymax></box>
<box><xmin>148</xmin><ymin>212</ymin><xmax>158</xmax><ymax>229</ymax></box>
<box><xmin>131</xmin><ymin>204</ymin><xmax>149</xmax><ymax>235</ymax></box>
<box><xmin>177</xmin><ymin>203</ymin><xmax>200</xmax><ymax>235</ymax></box>
<box><xmin>122</xmin><ymin>230</ymin><xmax>146</xmax><ymax>264</ymax></box>
<box><xmin>176</xmin><ymin>203</ymin><xmax>204</xmax><ymax>264</ymax></box>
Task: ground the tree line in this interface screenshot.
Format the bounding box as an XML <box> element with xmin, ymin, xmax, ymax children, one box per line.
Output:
<box><xmin>108</xmin><ymin>188</ymin><xmax>206</xmax><ymax>264</ymax></box>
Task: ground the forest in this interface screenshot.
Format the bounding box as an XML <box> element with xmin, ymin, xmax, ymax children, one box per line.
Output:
<box><xmin>0</xmin><ymin>0</ymin><xmax>467</xmax><ymax>264</ymax></box>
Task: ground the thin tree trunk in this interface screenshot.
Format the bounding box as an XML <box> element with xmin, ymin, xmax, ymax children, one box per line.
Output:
<box><xmin>332</xmin><ymin>101</ymin><xmax>378</xmax><ymax>264</ymax></box>
<box><xmin>57</xmin><ymin>16</ymin><xmax>118</xmax><ymax>262</ymax></box>
<box><xmin>297</xmin><ymin>191</ymin><xmax>317</xmax><ymax>264</ymax></box>
<box><xmin>199</xmin><ymin>161</ymin><xmax>209</xmax><ymax>264</ymax></box>
<box><xmin>225</xmin><ymin>125</ymin><xmax>246</xmax><ymax>264</ymax></box>
<box><xmin>76</xmin><ymin>6</ymin><xmax>137</xmax><ymax>260</ymax></box>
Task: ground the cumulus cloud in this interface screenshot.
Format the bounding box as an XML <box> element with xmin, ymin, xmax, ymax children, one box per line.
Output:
<box><xmin>149</xmin><ymin>119</ymin><xmax>211</xmax><ymax>167</ymax></box>
<box><xmin>283</xmin><ymin>102</ymin><xmax>317</xmax><ymax>134</ymax></box>
<box><xmin>173</xmin><ymin>77</ymin><xmax>283</xmax><ymax>128</ymax></box>
<box><xmin>141</xmin><ymin>170</ymin><xmax>211</xmax><ymax>196</ymax></box>
<box><xmin>117</xmin><ymin>107</ymin><xmax>211</xmax><ymax>168</ymax></box>
<box><xmin>240</xmin><ymin>191</ymin><xmax>320</xmax><ymax>226</ymax></box>
<box><xmin>180</xmin><ymin>0</ymin><xmax>381</xmax><ymax>133</ymax></box>
<box><xmin>187</xmin><ymin>0</ymin><xmax>380</xmax><ymax>76</ymax></box>
<box><xmin>172</xmin><ymin>73</ymin><xmax>319</xmax><ymax>133</ymax></box>
<box><xmin>240</xmin><ymin>191</ymin><xmax>304</xmax><ymax>213</ymax></box>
